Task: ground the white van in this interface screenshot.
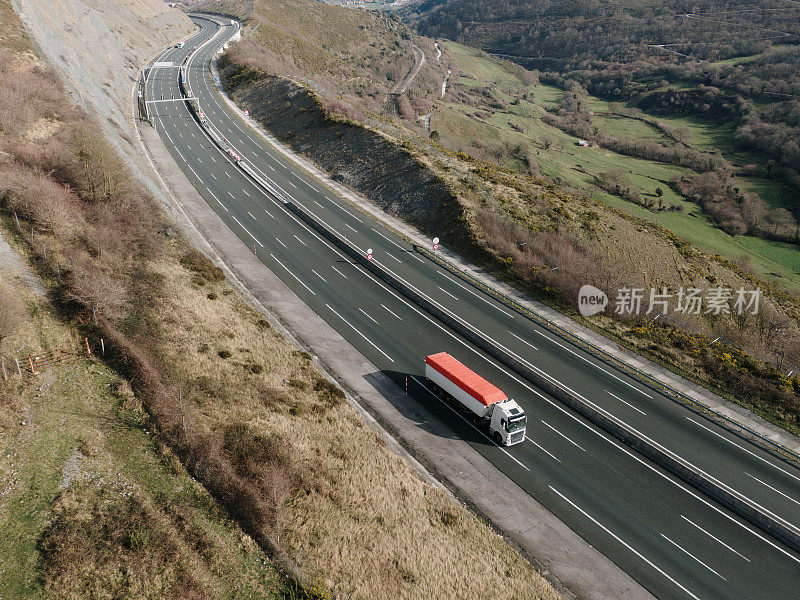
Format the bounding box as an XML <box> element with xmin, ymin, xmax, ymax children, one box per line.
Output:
<box><xmin>177</xmin><ymin>41</ymin><xmax>184</xmax><ymax>48</ymax></box>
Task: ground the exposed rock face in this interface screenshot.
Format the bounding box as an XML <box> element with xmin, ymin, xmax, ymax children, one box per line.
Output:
<box><xmin>223</xmin><ymin>69</ymin><xmax>461</xmax><ymax>233</ymax></box>
<box><xmin>11</xmin><ymin>0</ymin><xmax>193</xmax><ymax>196</ymax></box>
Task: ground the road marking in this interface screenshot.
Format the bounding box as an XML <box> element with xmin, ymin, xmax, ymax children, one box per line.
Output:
<box><xmin>170</xmin><ymin>35</ymin><xmax>797</xmax><ymax>561</ymax></box>
<box><xmin>231</xmin><ymin>216</ymin><xmax>263</xmax><ymax>247</ymax></box>
<box><xmin>327</xmin><ymin>197</ymin><xmax>363</xmax><ymax>222</ymax></box>
<box><xmin>549</xmin><ymin>487</ymin><xmax>700</xmax><ymax>600</ymax></box>
<box><xmin>345</xmin><ymin>223</ymin><xmax>358</xmax><ymax>233</ymax></box>
<box><xmin>275</xmin><ymin>238</ymin><xmax>287</xmax><ymax>249</ymax></box>
<box><xmin>331</xmin><ymin>265</ymin><xmax>348</xmax><ymax>279</ymax></box>
<box><xmin>358</xmin><ymin>307</ymin><xmax>379</xmax><ymax>325</ymax></box>
<box><xmin>508</xmin><ymin>331</ymin><xmax>538</xmax><ymax>351</ymax></box>
<box><xmin>411</xmin><ymin>375</ymin><xmax>529</xmax><ymax>471</ymax></box>
<box><xmin>264</xmin><ymin>209</ymin><xmax>275</xmax><ymax>219</ymax></box>
<box><xmin>436</xmin><ymin>286</ymin><xmax>459</xmax><ymax>301</ymax></box>
<box><xmin>604</xmin><ymin>390</ymin><xmax>647</xmax><ymax>416</ymax></box>
<box><xmin>660</xmin><ymin>534</ymin><xmax>726</xmax><ymax>580</ymax></box>
<box><xmin>371</xmin><ymin>227</ymin><xmax>406</xmax><ymax>251</ymax></box>
<box><xmin>247</xmin><ymin>211</ymin><xmax>257</xmax><ymax>220</ymax></box>
<box><xmin>745</xmin><ymin>472</ymin><xmax>800</xmax><ymax>507</ymax></box>
<box><xmin>686</xmin><ymin>417</ymin><xmax>800</xmax><ymax>484</ymax></box>
<box><xmin>243</xmin><ymin>188</ymin><xmax>250</xmax><ymax>197</ymax></box>
<box><xmin>287</xmin><ymin>181</ymin><xmax>297</xmax><ymax>189</ymax></box>
<box><xmin>386</xmin><ymin>253</ymin><xmax>402</xmax><ymax>264</ymax></box>
<box><xmin>210</xmin><ymin>155</ymin><xmax>216</xmax><ymax>163</ymax></box>
<box><xmin>680</xmin><ymin>515</ymin><xmax>750</xmax><ymax>562</ymax></box>
<box><xmin>228</xmin><ymin>191</ymin><xmax>236</xmax><ymax>198</ymax></box>
<box><xmin>326</xmin><ymin>304</ymin><xmax>393</xmax><ymax>362</ymax></box>
<box><xmin>293</xmin><ymin>234</ymin><xmax>307</xmax><ymax>247</ymax></box>
<box><xmin>439</xmin><ymin>272</ymin><xmax>516</xmax><ymax>317</ymax></box>
<box><xmin>541</xmin><ymin>420</ymin><xmax>585</xmax><ymax>451</ymax></box>
<box><xmin>526</xmin><ymin>438</ymin><xmax>560</xmax><ymax>462</ymax></box>
<box><xmin>311</xmin><ymin>269</ymin><xmax>327</xmax><ymax>283</ymax></box>
<box><xmin>381</xmin><ymin>304</ymin><xmax>403</xmax><ymax>321</ymax></box>
<box><xmin>225</xmin><ymin>171</ymin><xmax>232</xmax><ymax>178</ymax></box>
<box><xmin>313</xmin><ymin>200</ymin><xmax>324</xmax><ymax>209</ymax></box>
<box><xmin>533</xmin><ymin>329</ymin><xmax>652</xmax><ymax>398</ymax></box>
<box><xmin>271</xmin><ymin>253</ymin><xmax>315</xmax><ymax>295</ymax></box>
<box><xmin>210</xmin><ymin>173</ymin><xmax>217</xmax><ymax>180</ymax></box>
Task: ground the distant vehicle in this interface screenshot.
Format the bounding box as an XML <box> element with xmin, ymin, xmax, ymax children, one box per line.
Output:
<box><xmin>231</xmin><ymin>19</ymin><xmax>236</xmax><ymax>26</ymax></box>
<box><xmin>176</xmin><ymin>41</ymin><xmax>184</xmax><ymax>48</ymax></box>
<box><xmin>576</xmin><ymin>139</ymin><xmax>589</xmax><ymax>147</ymax></box>
<box><xmin>425</xmin><ymin>352</ymin><xmax>526</xmax><ymax>445</ymax></box>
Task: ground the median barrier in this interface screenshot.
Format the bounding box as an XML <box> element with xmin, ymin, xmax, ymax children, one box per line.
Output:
<box><xmin>175</xmin><ymin>16</ymin><xmax>800</xmax><ymax>556</ymax></box>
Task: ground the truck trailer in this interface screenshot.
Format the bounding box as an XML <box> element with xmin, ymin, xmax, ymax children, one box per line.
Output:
<box><xmin>425</xmin><ymin>352</ymin><xmax>527</xmax><ymax>446</ymax></box>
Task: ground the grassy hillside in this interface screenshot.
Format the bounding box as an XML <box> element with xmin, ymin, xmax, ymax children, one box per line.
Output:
<box><xmin>406</xmin><ymin>0</ymin><xmax>800</xmax><ymax>249</ymax></box>
<box><xmin>434</xmin><ymin>41</ymin><xmax>800</xmax><ymax>290</ymax></box>
<box><xmin>211</xmin><ymin>0</ymin><xmax>450</xmax><ymax>122</ymax></box>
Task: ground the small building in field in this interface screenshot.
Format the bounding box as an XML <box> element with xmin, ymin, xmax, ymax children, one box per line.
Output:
<box><xmin>576</xmin><ymin>139</ymin><xmax>590</xmax><ymax>147</ymax></box>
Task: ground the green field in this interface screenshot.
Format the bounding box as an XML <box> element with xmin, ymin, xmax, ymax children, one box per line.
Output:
<box><xmin>437</xmin><ymin>40</ymin><xmax>800</xmax><ymax>289</ymax></box>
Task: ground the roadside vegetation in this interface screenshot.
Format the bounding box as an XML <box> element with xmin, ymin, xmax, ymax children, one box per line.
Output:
<box><xmin>216</xmin><ymin>0</ymin><xmax>800</xmax><ymax>434</ymax></box>
<box><xmin>0</xmin><ymin>1</ymin><xmax>561</xmax><ymax>598</ymax></box>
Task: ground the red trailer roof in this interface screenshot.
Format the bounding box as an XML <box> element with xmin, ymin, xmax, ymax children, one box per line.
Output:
<box><xmin>426</xmin><ymin>352</ymin><xmax>507</xmax><ymax>406</ymax></box>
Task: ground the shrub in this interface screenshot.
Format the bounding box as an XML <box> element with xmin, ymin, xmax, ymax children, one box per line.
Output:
<box><xmin>179</xmin><ymin>250</ymin><xmax>224</xmax><ymax>286</ymax></box>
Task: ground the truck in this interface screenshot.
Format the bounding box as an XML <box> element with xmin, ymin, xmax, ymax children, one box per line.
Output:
<box><xmin>176</xmin><ymin>41</ymin><xmax>184</xmax><ymax>48</ymax></box>
<box><xmin>425</xmin><ymin>352</ymin><xmax>526</xmax><ymax>446</ymax></box>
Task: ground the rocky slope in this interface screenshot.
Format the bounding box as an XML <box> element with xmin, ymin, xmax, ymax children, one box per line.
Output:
<box><xmin>11</xmin><ymin>0</ymin><xmax>193</xmax><ymax>197</ymax></box>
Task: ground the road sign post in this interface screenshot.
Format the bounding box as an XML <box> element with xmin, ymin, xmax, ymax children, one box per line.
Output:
<box><xmin>366</xmin><ymin>248</ymin><xmax>373</xmax><ymax>261</ymax></box>
<box><xmin>432</xmin><ymin>237</ymin><xmax>439</xmax><ymax>251</ymax></box>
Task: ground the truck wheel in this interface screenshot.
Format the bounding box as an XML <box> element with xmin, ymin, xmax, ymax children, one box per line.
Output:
<box><xmin>493</xmin><ymin>431</ymin><xmax>503</xmax><ymax>445</ymax></box>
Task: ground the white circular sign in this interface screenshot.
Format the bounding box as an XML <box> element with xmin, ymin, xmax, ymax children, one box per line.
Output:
<box><xmin>433</xmin><ymin>237</ymin><xmax>440</xmax><ymax>244</ymax></box>
<box><xmin>367</xmin><ymin>248</ymin><xmax>373</xmax><ymax>255</ymax></box>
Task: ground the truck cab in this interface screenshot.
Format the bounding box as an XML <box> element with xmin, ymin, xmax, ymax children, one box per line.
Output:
<box><xmin>177</xmin><ymin>41</ymin><xmax>184</xmax><ymax>48</ymax></box>
<box><xmin>489</xmin><ymin>399</ymin><xmax>527</xmax><ymax>445</ymax></box>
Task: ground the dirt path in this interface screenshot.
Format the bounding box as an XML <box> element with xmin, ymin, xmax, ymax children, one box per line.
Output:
<box><xmin>0</xmin><ymin>227</ymin><xmax>45</xmax><ymax>297</ymax></box>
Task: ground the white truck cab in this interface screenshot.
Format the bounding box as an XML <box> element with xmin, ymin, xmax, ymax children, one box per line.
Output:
<box><xmin>489</xmin><ymin>399</ymin><xmax>527</xmax><ymax>445</ymax></box>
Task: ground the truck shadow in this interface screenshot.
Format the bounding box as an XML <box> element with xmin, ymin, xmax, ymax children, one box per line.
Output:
<box><xmin>365</xmin><ymin>369</ymin><xmax>495</xmax><ymax>447</ymax></box>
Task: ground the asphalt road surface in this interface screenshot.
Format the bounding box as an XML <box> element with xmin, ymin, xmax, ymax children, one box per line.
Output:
<box><xmin>144</xmin><ymin>16</ymin><xmax>800</xmax><ymax>600</ymax></box>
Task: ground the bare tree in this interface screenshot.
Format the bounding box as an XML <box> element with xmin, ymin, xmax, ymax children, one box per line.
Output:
<box><xmin>66</xmin><ymin>268</ymin><xmax>128</xmax><ymax>324</ymax></box>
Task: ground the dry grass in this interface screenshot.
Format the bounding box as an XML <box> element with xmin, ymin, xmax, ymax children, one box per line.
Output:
<box><xmin>0</xmin><ymin>271</ymin><xmax>284</xmax><ymax>599</ymax></box>
<box><xmin>223</xmin><ymin>0</ymin><xmax>449</xmax><ymax>120</ymax></box>
<box><xmin>150</xmin><ymin>246</ymin><xmax>560</xmax><ymax>600</ymax></box>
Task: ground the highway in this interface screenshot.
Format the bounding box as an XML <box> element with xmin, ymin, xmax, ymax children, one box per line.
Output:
<box><xmin>143</xmin><ymin>16</ymin><xmax>800</xmax><ymax>599</ymax></box>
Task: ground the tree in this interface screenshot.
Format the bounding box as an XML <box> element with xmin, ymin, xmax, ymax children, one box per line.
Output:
<box><xmin>655</xmin><ymin>187</ymin><xmax>664</xmax><ymax>198</ymax></box>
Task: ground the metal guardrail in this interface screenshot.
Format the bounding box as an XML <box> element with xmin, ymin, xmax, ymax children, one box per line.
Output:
<box><xmin>171</xmin><ymin>13</ymin><xmax>800</xmax><ymax>554</ymax></box>
<box><xmin>415</xmin><ymin>245</ymin><xmax>800</xmax><ymax>466</ymax></box>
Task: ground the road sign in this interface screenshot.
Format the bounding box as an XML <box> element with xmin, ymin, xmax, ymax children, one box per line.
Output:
<box><xmin>433</xmin><ymin>237</ymin><xmax>440</xmax><ymax>250</ymax></box>
<box><xmin>244</xmin><ymin>109</ymin><xmax>250</xmax><ymax>116</ymax></box>
<box><xmin>367</xmin><ymin>248</ymin><xmax>373</xmax><ymax>260</ymax></box>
